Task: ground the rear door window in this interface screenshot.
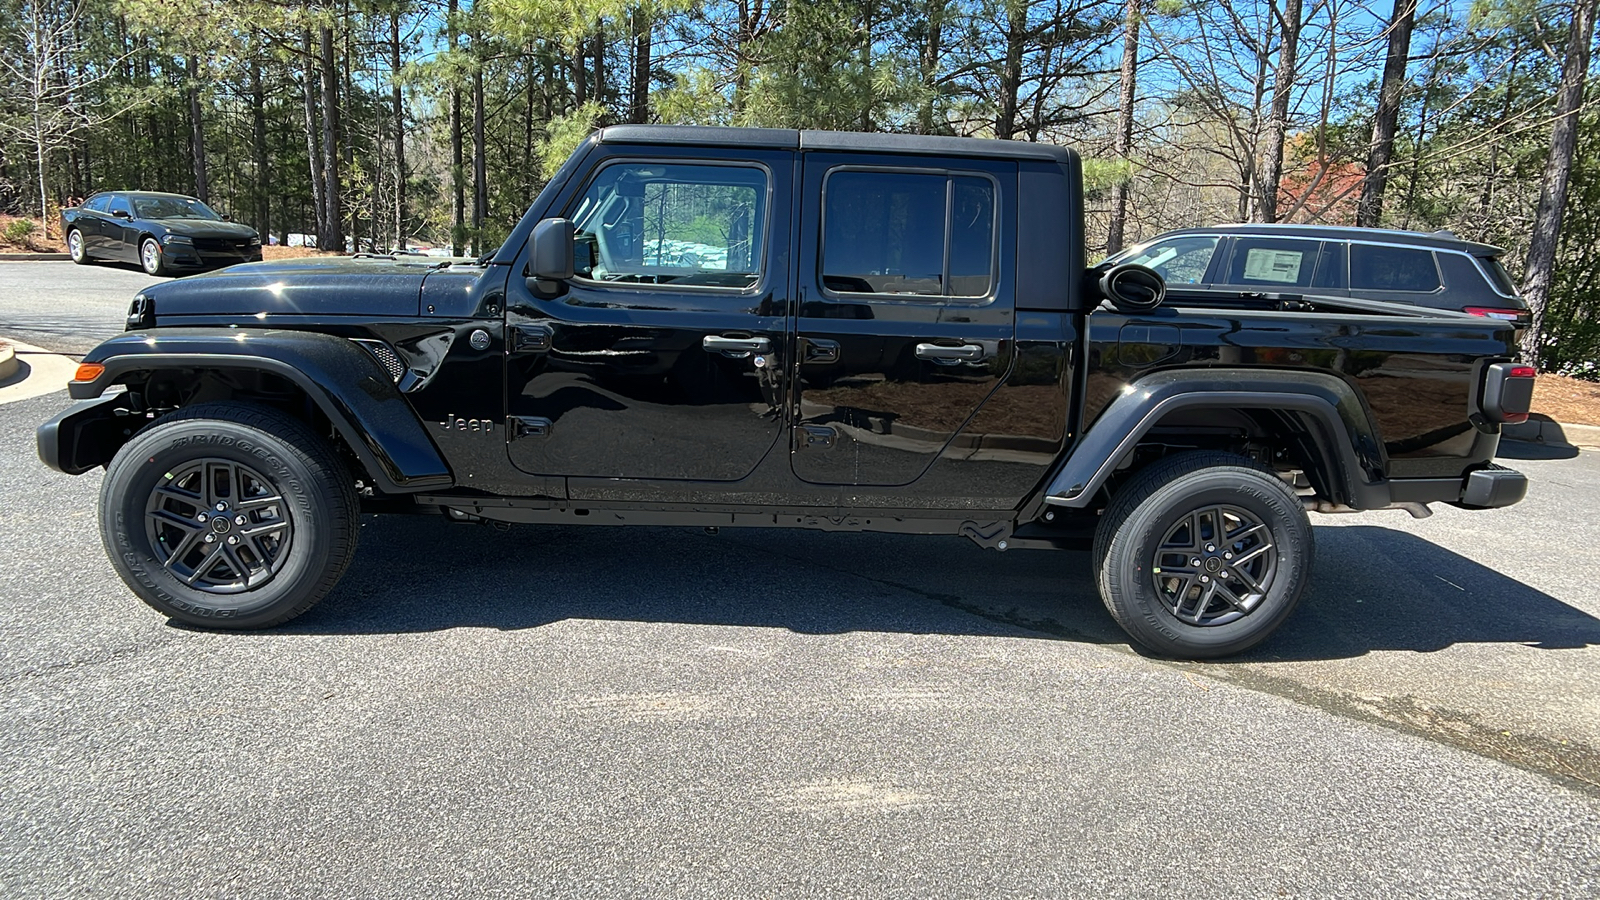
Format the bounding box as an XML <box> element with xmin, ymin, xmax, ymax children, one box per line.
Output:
<box><xmin>1223</xmin><ymin>238</ymin><xmax>1321</xmax><ymax>289</ymax></box>
<box><xmin>821</xmin><ymin>170</ymin><xmax>996</xmax><ymax>298</ymax></box>
<box><xmin>1350</xmin><ymin>244</ymin><xmax>1441</xmax><ymax>292</ymax></box>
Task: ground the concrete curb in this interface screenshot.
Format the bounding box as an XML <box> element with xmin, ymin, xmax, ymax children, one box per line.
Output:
<box><xmin>1503</xmin><ymin>416</ymin><xmax>1600</xmax><ymax>450</ymax></box>
<box><xmin>0</xmin><ymin>252</ymin><xmax>71</xmax><ymax>261</ymax></box>
<box><xmin>0</xmin><ymin>340</ymin><xmax>15</xmax><ymax>381</ymax></box>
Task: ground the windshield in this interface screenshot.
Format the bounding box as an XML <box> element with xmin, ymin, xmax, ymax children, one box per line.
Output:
<box><xmin>1107</xmin><ymin>236</ymin><xmax>1219</xmax><ymax>285</ymax></box>
<box><xmin>131</xmin><ymin>196</ymin><xmax>223</xmax><ymax>220</ymax></box>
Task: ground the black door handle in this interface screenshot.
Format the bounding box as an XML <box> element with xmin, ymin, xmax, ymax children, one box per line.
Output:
<box><xmin>915</xmin><ymin>342</ymin><xmax>984</xmax><ymax>361</ymax></box>
<box><xmin>703</xmin><ymin>335</ymin><xmax>771</xmax><ymax>356</ymax></box>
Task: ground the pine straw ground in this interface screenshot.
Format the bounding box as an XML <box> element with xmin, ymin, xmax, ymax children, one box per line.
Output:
<box><xmin>1533</xmin><ymin>374</ymin><xmax>1600</xmax><ymax>427</ymax></box>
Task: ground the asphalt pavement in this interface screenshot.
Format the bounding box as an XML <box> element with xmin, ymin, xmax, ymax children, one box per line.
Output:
<box><xmin>2</xmin><ymin>260</ymin><xmax>1599</xmax><ymax>896</ymax></box>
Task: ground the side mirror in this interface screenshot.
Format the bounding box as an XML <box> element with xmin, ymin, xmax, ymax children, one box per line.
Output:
<box><xmin>1095</xmin><ymin>263</ymin><xmax>1166</xmax><ymax>313</ymax></box>
<box><xmin>528</xmin><ymin>218</ymin><xmax>574</xmax><ymax>280</ymax></box>
<box><xmin>222</xmin><ymin>213</ymin><xmax>232</xmax><ymax>221</ymax></box>
<box><xmin>112</xmin><ymin>209</ymin><xmax>131</xmax><ymax>220</ymax></box>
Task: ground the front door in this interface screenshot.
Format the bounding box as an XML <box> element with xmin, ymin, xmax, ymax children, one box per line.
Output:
<box><xmin>791</xmin><ymin>153</ymin><xmax>1017</xmax><ymax>498</ymax></box>
<box><xmin>504</xmin><ymin>148</ymin><xmax>793</xmax><ymax>484</ymax></box>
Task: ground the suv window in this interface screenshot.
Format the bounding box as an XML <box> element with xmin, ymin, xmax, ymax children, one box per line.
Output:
<box><xmin>1117</xmin><ymin>236</ymin><xmax>1217</xmax><ymax>285</ymax></box>
<box><xmin>1225</xmin><ymin>238</ymin><xmax>1320</xmax><ymax>289</ymax></box>
<box><xmin>1483</xmin><ymin>256</ymin><xmax>1518</xmax><ymax>296</ymax></box>
<box><xmin>1311</xmin><ymin>242</ymin><xmax>1347</xmax><ymax>290</ymax></box>
<box><xmin>822</xmin><ymin>170</ymin><xmax>995</xmax><ymax>298</ymax></box>
<box><xmin>1350</xmin><ymin>244</ymin><xmax>1440</xmax><ymax>292</ymax></box>
<box><xmin>568</xmin><ymin>162</ymin><xmax>766</xmax><ymax>289</ymax></box>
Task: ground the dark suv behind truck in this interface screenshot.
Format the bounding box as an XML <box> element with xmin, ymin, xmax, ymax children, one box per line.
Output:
<box><xmin>38</xmin><ymin>126</ymin><xmax>1534</xmax><ymax>659</ymax></box>
<box><xmin>1105</xmin><ymin>224</ymin><xmax>1530</xmax><ymax>327</ymax></box>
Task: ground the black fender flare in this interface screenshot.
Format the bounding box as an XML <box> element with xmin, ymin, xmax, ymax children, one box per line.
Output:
<box><xmin>67</xmin><ymin>329</ymin><xmax>452</xmax><ymax>493</ymax></box>
<box><xmin>1045</xmin><ymin>368</ymin><xmax>1389</xmax><ymax>509</ymax></box>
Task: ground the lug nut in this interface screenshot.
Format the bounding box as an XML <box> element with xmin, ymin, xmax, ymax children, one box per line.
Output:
<box><xmin>204</xmin><ymin>534</ymin><xmax>216</xmax><ymax>543</ymax></box>
<box><xmin>1220</xmin><ymin>570</ymin><xmax>1229</xmax><ymax>578</ymax></box>
<box><xmin>1200</xmin><ymin>575</ymin><xmax>1210</xmax><ymax>583</ymax></box>
<box><xmin>196</xmin><ymin>513</ymin><xmax>208</xmax><ymax>522</ymax></box>
<box><xmin>1191</xmin><ymin>558</ymin><xmax>1201</xmax><ymax>567</ymax></box>
<box><xmin>235</xmin><ymin>515</ymin><xmax>247</xmax><ymax>526</ymax></box>
<box><xmin>227</xmin><ymin>535</ymin><xmax>239</xmax><ymax>545</ymax></box>
<box><xmin>215</xmin><ymin>502</ymin><xmax>227</xmax><ymax>512</ymax></box>
<box><xmin>1224</xmin><ymin>551</ymin><xmax>1233</xmax><ymax>560</ymax></box>
<box><xmin>1206</xmin><ymin>544</ymin><xmax>1216</xmax><ymax>552</ymax></box>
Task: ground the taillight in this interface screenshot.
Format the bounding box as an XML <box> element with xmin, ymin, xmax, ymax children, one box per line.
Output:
<box><xmin>1481</xmin><ymin>362</ymin><xmax>1536</xmax><ymax>425</ymax></box>
<box><xmin>1465</xmin><ymin>307</ymin><xmax>1530</xmax><ymax>324</ymax></box>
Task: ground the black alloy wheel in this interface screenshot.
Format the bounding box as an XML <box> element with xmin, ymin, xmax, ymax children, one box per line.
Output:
<box><xmin>142</xmin><ymin>458</ymin><xmax>294</xmax><ymax>593</ymax></box>
<box><xmin>1150</xmin><ymin>504</ymin><xmax>1277</xmax><ymax>627</ymax></box>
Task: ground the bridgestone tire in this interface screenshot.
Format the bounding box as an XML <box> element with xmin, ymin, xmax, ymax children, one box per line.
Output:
<box><xmin>1092</xmin><ymin>451</ymin><xmax>1313</xmax><ymax>659</ymax></box>
<box><xmin>99</xmin><ymin>402</ymin><xmax>359</xmax><ymax>629</ymax></box>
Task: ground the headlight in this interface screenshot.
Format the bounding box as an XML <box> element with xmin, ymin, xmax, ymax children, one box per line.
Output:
<box><xmin>250</xmin><ymin>236</ymin><xmax>262</xmax><ymax>246</ymax></box>
<box><xmin>161</xmin><ymin>234</ymin><xmax>193</xmax><ymax>245</ymax></box>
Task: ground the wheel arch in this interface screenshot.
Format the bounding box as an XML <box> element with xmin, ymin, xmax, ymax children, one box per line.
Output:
<box><xmin>1045</xmin><ymin>368</ymin><xmax>1390</xmax><ymax>510</ymax></box>
<box><xmin>61</xmin><ymin>329</ymin><xmax>452</xmax><ymax>493</ymax></box>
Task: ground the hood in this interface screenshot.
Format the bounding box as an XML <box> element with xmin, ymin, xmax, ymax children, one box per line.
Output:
<box><xmin>152</xmin><ymin>219</ymin><xmax>260</xmax><ymax>240</ymax></box>
<box><xmin>143</xmin><ymin>256</ymin><xmax>450</xmax><ymax>319</ymax></box>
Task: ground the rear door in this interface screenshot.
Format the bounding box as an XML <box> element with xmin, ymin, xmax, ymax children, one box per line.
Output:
<box><xmin>503</xmin><ymin>146</ymin><xmax>793</xmax><ymax>484</ymax></box>
<box><xmin>791</xmin><ymin>153</ymin><xmax>1017</xmax><ymax>501</ymax></box>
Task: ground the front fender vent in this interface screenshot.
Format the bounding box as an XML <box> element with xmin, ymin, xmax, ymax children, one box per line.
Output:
<box><xmin>351</xmin><ymin>339</ymin><xmax>404</xmax><ymax>382</ymax></box>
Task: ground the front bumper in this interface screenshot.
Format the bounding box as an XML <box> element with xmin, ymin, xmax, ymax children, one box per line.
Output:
<box><xmin>160</xmin><ymin>242</ymin><xmax>262</xmax><ymax>269</ymax></box>
<box><xmin>37</xmin><ymin>393</ymin><xmax>135</xmax><ymax>474</ymax></box>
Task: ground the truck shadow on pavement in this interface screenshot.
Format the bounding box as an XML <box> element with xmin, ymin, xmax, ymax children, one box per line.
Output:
<box><xmin>269</xmin><ymin>517</ymin><xmax>1600</xmax><ymax>662</ymax></box>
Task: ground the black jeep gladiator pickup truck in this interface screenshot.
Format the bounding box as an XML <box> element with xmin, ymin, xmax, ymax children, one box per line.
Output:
<box><xmin>38</xmin><ymin>126</ymin><xmax>1534</xmax><ymax>658</ymax></box>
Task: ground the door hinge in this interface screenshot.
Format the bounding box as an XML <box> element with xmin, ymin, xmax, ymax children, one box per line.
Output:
<box><xmin>511</xmin><ymin>416</ymin><xmax>552</xmax><ymax>439</ymax></box>
<box><xmin>511</xmin><ymin>323</ymin><xmax>554</xmax><ymax>352</ymax></box>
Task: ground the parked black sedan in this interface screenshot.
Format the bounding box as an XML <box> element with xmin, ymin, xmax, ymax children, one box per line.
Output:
<box><xmin>62</xmin><ymin>191</ymin><xmax>262</xmax><ymax>276</ymax></box>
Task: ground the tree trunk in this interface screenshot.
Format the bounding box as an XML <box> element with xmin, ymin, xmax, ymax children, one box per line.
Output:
<box><xmin>1257</xmin><ymin>0</ymin><xmax>1303</xmax><ymax>223</ymax></box>
<box><xmin>319</xmin><ymin>26</ymin><xmax>344</xmax><ymax>251</ymax></box>
<box><xmin>449</xmin><ymin>0</ymin><xmax>465</xmax><ymax>255</ymax></box>
<box><xmin>631</xmin><ymin>9</ymin><xmax>651</xmax><ymax>124</ymax></box>
<box><xmin>1106</xmin><ymin>0</ymin><xmax>1141</xmax><ymax>254</ymax></box>
<box><xmin>301</xmin><ymin>31</ymin><xmax>326</xmax><ymax>243</ymax></box>
<box><xmin>472</xmin><ymin>65</ymin><xmax>487</xmax><ymax>256</ymax></box>
<box><xmin>1356</xmin><ymin>0</ymin><xmax>1415</xmax><ymax>228</ymax></box>
<box><xmin>573</xmin><ymin>47</ymin><xmax>588</xmax><ymax>107</ymax></box>
<box><xmin>250</xmin><ymin>56</ymin><xmax>269</xmax><ymax>237</ymax></box>
<box><xmin>995</xmin><ymin>5</ymin><xmax>1026</xmax><ymax>140</ymax></box>
<box><xmin>392</xmin><ymin>11</ymin><xmax>406</xmax><ymax>249</ymax></box>
<box><xmin>187</xmin><ymin>56</ymin><xmax>209</xmax><ymax>203</ymax></box>
<box><xmin>1520</xmin><ymin>0</ymin><xmax>1599</xmax><ymax>365</ymax></box>
<box><xmin>592</xmin><ymin>22</ymin><xmax>605</xmax><ymax>109</ymax></box>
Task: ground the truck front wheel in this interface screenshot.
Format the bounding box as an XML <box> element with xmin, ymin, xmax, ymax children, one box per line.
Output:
<box><xmin>99</xmin><ymin>402</ymin><xmax>360</xmax><ymax>629</ymax></box>
<box><xmin>1092</xmin><ymin>451</ymin><xmax>1313</xmax><ymax>659</ymax></box>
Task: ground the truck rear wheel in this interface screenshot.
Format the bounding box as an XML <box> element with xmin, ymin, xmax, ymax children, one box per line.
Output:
<box><xmin>1092</xmin><ymin>451</ymin><xmax>1313</xmax><ymax>659</ymax></box>
<box><xmin>99</xmin><ymin>402</ymin><xmax>359</xmax><ymax>629</ymax></box>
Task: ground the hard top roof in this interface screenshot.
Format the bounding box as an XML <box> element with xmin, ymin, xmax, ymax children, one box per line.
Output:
<box><xmin>1151</xmin><ymin>222</ymin><xmax>1505</xmax><ymax>257</ymax></box>
<box><xmin>596</xmin><ymin>124</ymin><xmax>1079</xmax><ymax>164</ymax></box>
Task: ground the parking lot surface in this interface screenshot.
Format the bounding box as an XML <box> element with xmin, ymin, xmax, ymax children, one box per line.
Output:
<box><xmin>2</xmin><ymin>261</ymin><xmax>1598</xmax><ymax>896</ymax></box>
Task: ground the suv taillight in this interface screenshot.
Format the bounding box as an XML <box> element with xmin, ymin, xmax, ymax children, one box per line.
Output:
<box><xmin>1465</xmin><ymin>306</ymin><xmax>1531</xmax><ymax>326</ymax></box>
<box><xmin>1481</xmin><ymin>362</ymin><xmax>1536</xmax><ymax>425</ymax></box>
